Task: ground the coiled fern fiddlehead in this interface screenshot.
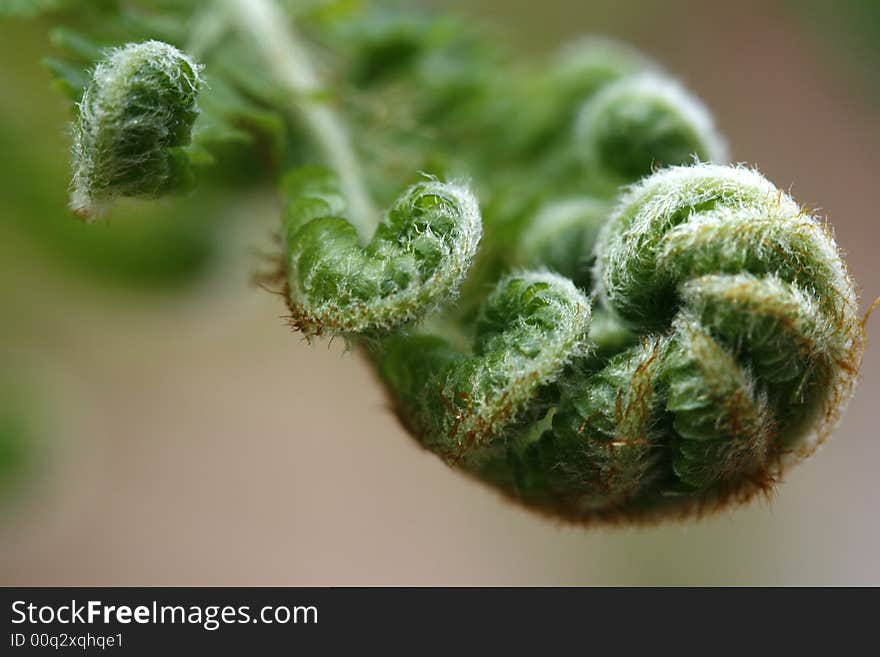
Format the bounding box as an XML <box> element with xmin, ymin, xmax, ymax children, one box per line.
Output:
<box><xmin>36</xmin><ymin>0</ymin><xmax>869</xmax><ymax>525</ymax></box>
<box><xmin>280</xmin><ymin>168</ymin><xmax>481</xmax><ymax>338</ymax></box>
<box><xmin>379</xmin><ymin>164</ymin><xmax>864</xmax><ymax>523</ymax></box>
<box><xmin>70</xmin><ymin>40</ymin><xmax>203</xmax><ymax>219</ymax></box>
<box><xmin>463</xmin><ymin>37</ymin><xmax>729</xmax><ymax>303</ymax></box>
<box><xmin>596</xmin><ymin>165</ymin><xmax>862</xmax><ymax>478</ymax></box>
<box><xmin>575</xmin><ymin>72</ymin><xmax>728</xmax><ymax>183</ymax></box>
<box><xmin>228</xmin><ymin>0</ymin><xmax>484</xmax><ymax>338</ymax></box>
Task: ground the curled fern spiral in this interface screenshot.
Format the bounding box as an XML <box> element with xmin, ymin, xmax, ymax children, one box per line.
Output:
<box><xmin>36</xmin><ymin>1</ymin><xmax>868</xmax><ymax>525</ymax></box>
<box><xmin>379</xmin><ymin>164</ymin><xmax>864</xmax><ymax>523</ymax></box>
<box><xmin>69</xmin><ymin>40</ymin><xmax>202</xmax><ymax>219</ymax></box>
<box><xmin>380</xmin><ymin>272</ymin><xmax>591</xmax><ymax>460</ymax></box>
<box><xmin>576</xmin><ymin>72</ymin><xmax>729</xmax><ymax>182</ymax></box>
<box><xmin>595</xmin><ymin>164</ymin><xmax>862</xmax><ymax>484</ymax></box>
<box><xmin>281</xmin><ymin>168</ymin><xmax>482</xmax><ymax>338</ymax></box>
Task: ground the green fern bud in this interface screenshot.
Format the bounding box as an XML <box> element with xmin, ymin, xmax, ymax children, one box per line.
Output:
<box><xmin>380</xmin><ymin>164</ymin><xmax>863</xmax><ymax>523</ymax></box>
<box><xmin>587</xmin><ymin>163</ymin><xmax>864</xmax><ymax>515</ymax></box>
<box><xmin>505</xmin><ymin>37</ymin><xmax>651</xmax><ymax>159</ymax></box>
<box><xmin>70</xmin><ymin>40</ymin><xmax>203</xmax><ymax>219</ymax></box>
<box><xmin>379</xmin><ymin>272</ymin><xmax>592</xmax><ymax>462</ymax></box>
<box><xmin>576</xmin><ymin>72</ymin><xmax>728</xmax><ymax>182</ymax></box>
<box><xmin>22</xmin><ymin>0</ymin><xmax>865</xmax><ymax>526</ymax></box>
<box><xmin>540</xmin><ymin>337</ymin><xmax>668</xmax><ymax>512</ymax></box>
<box><xmin>282</xmin><ymin>168</ymin><xmax>482</xmax><ymax>338</ymax></box>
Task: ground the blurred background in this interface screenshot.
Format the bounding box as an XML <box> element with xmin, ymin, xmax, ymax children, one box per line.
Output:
<box><xmin>0</xmin><ymin>0</ymin><xmax>878</xmax><ymax>585</ymax></box>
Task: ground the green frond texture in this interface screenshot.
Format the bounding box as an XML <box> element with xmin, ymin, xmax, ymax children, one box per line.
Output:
<box><xmin>512</xmin><ymin>197</ymin><xmax>610</xmax><ymax>289</ymax></box>
<box><xmin>70</xmin><ymin>40</ymin><xmax>203</xmax><ymax>219</ymax></box>
<box><xmin>380</xmin><ymin>272</ymin><xmax>591</xmax><ymax>464</ymax></box>
<box><xmin>381</xmin><ymin>164</ymin><xmax>864</xmax><ymax>523</ymax></box>
<box><xmin>495</xmin><ymin>37</ymin><xmax>654</xmax><ymax>161</ymax></box>
<box><xmin>22</xmin><ymin>1</ymin><xmax>865</xmax><ymax>524</ymax></box>
<box><xmin>576</xmin><ymin>72</ymin><xmax>728</xmax><ymax>182</ymax></box>
<box><xmin>443</xmin><ymin>37</ymin><xmax>730</xmax><ymax>309</ymax></box>
<box><xmin>282</xmin><ymin>168</ymin><xmax>482</xmax><ymax>338</ymax></box>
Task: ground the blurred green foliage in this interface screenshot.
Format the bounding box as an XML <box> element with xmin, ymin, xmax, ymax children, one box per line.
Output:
<box><xmin>0</xmin><ymin>14</ymin><xmax>240</xmax><ymax>290</ymax></box>
<box><xmin>0</xmin><ymin>379</ymin><xmax>37</xmax><ymax>504</ymax></box>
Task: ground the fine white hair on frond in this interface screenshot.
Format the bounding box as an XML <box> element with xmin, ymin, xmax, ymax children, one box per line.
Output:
<box><xmin>69</xmin><ymin>40</ymin><xmax>203</xmax><ymax>220</ymax></box>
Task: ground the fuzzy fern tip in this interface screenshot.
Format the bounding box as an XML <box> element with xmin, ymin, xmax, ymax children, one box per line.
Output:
<box><xmin>69</xmin><ymin>40</ymin><xmax>203</xmax><ymax>220</ymax></box>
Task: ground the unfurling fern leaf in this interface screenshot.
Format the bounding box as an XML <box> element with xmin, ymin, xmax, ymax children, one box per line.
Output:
<box><xmin>17</xmin><ymin>0</ymin><xmax>868</xmax><ymax>526</ymax></box>
<box><xmin>380</xmin><ymin>165</ymin><xmax>864</xmax><ymax>523</ymax></box>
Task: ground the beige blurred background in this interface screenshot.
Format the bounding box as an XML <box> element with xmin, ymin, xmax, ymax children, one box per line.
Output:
<box><xmin>1</xmin><ymin>0</ymin><xmax>878</xmax><ymax>585</ymax></box>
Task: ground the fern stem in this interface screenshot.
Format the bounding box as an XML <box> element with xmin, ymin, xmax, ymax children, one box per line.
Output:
<box><xmin>224</xmin><ymin>0</ymin><xmax>378</xmax><ymax>241</ymax></box>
